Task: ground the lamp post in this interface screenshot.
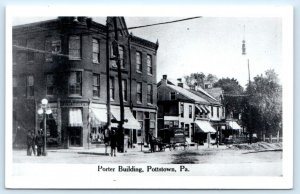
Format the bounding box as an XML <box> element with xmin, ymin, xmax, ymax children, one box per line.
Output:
<box><xmin>37</xmin><ymin>98</ymin><xmax>52</xmax><ymax>156</ymax></box>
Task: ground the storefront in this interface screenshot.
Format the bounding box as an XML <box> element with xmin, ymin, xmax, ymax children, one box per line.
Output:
<box><xmin>194</xmin><ymin>119</ymin><xmax>217</xmax><ymax>145</ymax></box>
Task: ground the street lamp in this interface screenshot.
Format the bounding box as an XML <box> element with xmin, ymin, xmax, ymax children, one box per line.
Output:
<box><xmin>37</xmin><ymin>98</ymin><xmax>52</xmax><ymax>156</ymax></box>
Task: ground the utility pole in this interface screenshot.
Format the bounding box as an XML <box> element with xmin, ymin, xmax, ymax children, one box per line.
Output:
<box><xmin>106</xmin><ymin>20</ymin><xmax>111</xmax><ymax>133</ymax></box>
<box><xmin>242</xmin><ymin>25</ymin><xmax>252</xmax><ymax>144</ymax></box>
<box><xmin>113</xmin><ymin>17</ymin><xmax>125</xmax><ymax>152</ymax></box>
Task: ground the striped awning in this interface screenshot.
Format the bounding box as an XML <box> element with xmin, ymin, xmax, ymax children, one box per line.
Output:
<box><xmin>195</xmin><ymin>120</ymin><xmax>216</xmax><ymax>133</ymax></box>
<box><xmin>111</xmin><ymin>106</ymin><xmax>141</xmax><ymax>130</ymax></box>
<box><xmin>195</xmin><ymin>105</ymin><xmax>206</xmax><ymax>114</ymax></box>
<box><xmin>68</xmin><ymin>108</ymin><xmax>83</xmax><ymax>127</ymax></box>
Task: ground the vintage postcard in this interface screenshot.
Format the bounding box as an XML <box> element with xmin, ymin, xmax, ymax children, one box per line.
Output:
<box><xmin>5</xmin><ymin>5</ymin><xmax>293</xmax><ymax>189</ymax></box>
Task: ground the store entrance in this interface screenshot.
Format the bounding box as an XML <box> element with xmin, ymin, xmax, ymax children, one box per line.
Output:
<box><xmin>68</xmin><ymin>127</ymin><xmax>82</xmax><ymax>147</ymax></box>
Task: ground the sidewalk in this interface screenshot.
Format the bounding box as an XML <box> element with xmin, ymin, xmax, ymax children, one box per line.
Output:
<box><xmin>48</xmin><ymin>142</ymin><xmax>227</xmax><ymax>155</ymax></box>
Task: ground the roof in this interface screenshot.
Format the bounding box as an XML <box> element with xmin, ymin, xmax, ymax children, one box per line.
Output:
<box><xmin>189</xmin><ymin>89</ymin><xmax>221</xmax><ymax>105</ymax></box>
<box><xmin>167</xmin><ymin>84</ymin><xmax>208</xmax><ymax>104</ymax></box>
<box><xmin>204</xmin><ymin>87</ymin><xmax>224</xmax><ymax>101</ymax></box>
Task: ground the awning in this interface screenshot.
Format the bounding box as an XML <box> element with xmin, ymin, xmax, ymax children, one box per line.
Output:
<box><xmin>69</xmin><ymin>108</ymin><xmax>83</xmax><ymax>127</ymax></box>
<box><xmin>228</xmin><ymin>121</ymin><xmax>242</xmax><ymax>130</ymax></box>
<box><xmin>195</xmin><ymin>120</ymin><xmax>216</xmax><ymax>133</ymax></box>
<box><xmin>90</xmin><ymin>108</ymin><xmax>107</xmax><ymax>126</ymax></box>
<box><xmin>203</xmin><ymin>105</ymin><xmax>210</xmax><ymax>113</ymax></box>
<box><xmin>111</xmin><ymin>107</ymin><xmax>141</xmax><ymax>130</ymax></box>
<box><xmin>195</xmin><ymin>105</ymin><xmax>206</xmax><ymax>114</ymax></box>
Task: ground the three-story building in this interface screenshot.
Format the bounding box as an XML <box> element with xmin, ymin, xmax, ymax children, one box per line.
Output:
<box><xmin>12</xmin><ymin>17</ymin><xmax>159</xmax><ymax>148</ymax></box>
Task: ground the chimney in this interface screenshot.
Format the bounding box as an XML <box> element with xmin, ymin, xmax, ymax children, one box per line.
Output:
<box><xmin>161</xmin><ymin>75</ymin><xmax>168</xmax><ymax>86</ymax></box>
<box><xmin>178</xmin><ymin>83</ymin><xmax>184</xmax><ymax>88</ymax></box>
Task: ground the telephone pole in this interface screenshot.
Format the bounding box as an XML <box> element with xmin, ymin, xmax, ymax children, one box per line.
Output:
<box><xmin>113</xmin><ymin>17</ymin><xmax>125</xmax><ymax>152</ymax></box>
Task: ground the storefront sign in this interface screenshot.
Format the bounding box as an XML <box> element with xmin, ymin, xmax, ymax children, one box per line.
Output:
<box><xmin>60</xmin><ymin>102</ymin><xmax>89</xmax><ymax>107</ymax></box>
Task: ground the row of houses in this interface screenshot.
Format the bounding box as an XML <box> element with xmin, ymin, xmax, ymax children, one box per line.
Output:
<box><xmin>12</xmin><ymin>16</ymin><xmax>242</xmax><ymax>149</ymax></box>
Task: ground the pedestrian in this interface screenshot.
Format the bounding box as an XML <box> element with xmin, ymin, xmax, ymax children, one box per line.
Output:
<box><xmin>35</xmin><ymin>129</ymin><xmax>44</xmax><ymax>156</ymax></box>
<box><xmin>104</xmin><ymin>127</ymin><xmax>110</xmax><ymax>155</ymax></box>
<box><xmin>149</xmin><ymin>132</ymin><xmax>155</xmax><ymax>153</ymax></box>
<box><xmin>110</xmin><ymin>129</ymin><xmax>117</xmax><ymax>157</ymax></box>
<box><xmin>26</xmin><ymin>130</ymin><xmax>36</xmax><ymax>156</ymax></box>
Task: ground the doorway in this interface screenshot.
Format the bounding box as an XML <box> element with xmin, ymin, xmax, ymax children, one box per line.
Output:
<box><xmin>68</xmin><ymin>127</ymin><xmax>82</xmax><ymax>147</ymax></box>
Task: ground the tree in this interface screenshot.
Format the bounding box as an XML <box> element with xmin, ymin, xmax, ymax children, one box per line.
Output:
<box><xmin>244</xmin><ymin>69</ymin><xmax>282</xmax><ymax>139</ymax></box>
<box><xmin>213</xmin><ymin>78</ymin><xmax>244</xmax><ymax>119</ymax></box>
<box><xmin>184</xmin><ymin>72</ymin><xmax>206</xmax><ymax>88</ymax></box>
<box><xmin>184</xmin><ymin>72</ymin><xmax>218</xmax><ymax>88</ymax></box>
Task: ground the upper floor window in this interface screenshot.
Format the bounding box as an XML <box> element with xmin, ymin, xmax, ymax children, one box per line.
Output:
<box><xmin>92</xmin><ymin>38</ymin><xmax>100</xmax><ymax>63</ymax></box>
<box><xmin>13</xmin><ymin>76</ymin><xmax>17</xmax><ymax>97</ymax></box>
<box><xmin>189</xmin><ymin>105</ymin><xmax>192</xmax><ymax>118</ymax></box>
<box><xmin>180</xmin><ymin>103</ymin><xmax>184</xmax><ymax>117</ymax></box>
<box><xmin>69</xmin><ymin>36</ymin><xmax>81</xmax><ymax>60</ymax></box>
<box><xmin>137</xmin><ymin>82</ymin><xmax>142</xmax><ymax>104</ymax></box>
<box><xmin>68</xmin><ymin>71</ymin><xmax>82</xmax><ymax>96</ymax></box>
<box><xmin>147</xmin><ymin>84</ymin><xmax>153</xmax><ymax>104</ymax></box>
<box><xmin>119</xmin><ymin>45</ymin><xmax>125</xmax><ymax>69</ymax></box>
<box><xmin>217</xmin><ymin>107</ymin><xmax>220</xmax><ymax>118</ymax></box>
<box><xmin>27</xmin><ymin>52</ymin><xmax>34</xmax><ymax>62</ymax></box>
<box><xmin>211</xmin><ymin>106</ymin><xmax>214</xmax><ymax>117</ymax></box>
<box><xmin>110</xmin><ymin>77</ymin><xmax>115</xmax><ymax>101</ymax></box>
<box><xmin>170</xmin><ymin>92</ymin><xmax>176</xmax><ymax>100</ymax></box>
<box><xmin>46</xmin><ymin>74</ymin><xmax>54</xmax><ymax>96</ymax></box>
<box><xmin>147</xmin><ymin>55</ymin><xmax>152</xmax><ymax>75</ymax></box>
<box><xmin>93</xmin><ymin>74</ymin><xmax>100</xmax><ymax>98</ymax></box>
<box><xmin>136</xmin><ymin>52</ymin><xmax>142</xmax><ymax>73</ymax></box>
<box><xmin>45</xmin><ymin>39</ymin><xmax>61</xmax><ymax>62</ymax></box>
<box><xmin>122</xmin><ymin>79</ymin><xmax>127</xmax><ymax>102</ymax></box>
<box><xmin>26</xmin><ymin>75</ymin><xmax>34</xmax><ymax>97</ymax></box>
<box><xmin>27</xmin><ymin>38</ymin><xmax>35</xmax><ymax>62</ymax></box>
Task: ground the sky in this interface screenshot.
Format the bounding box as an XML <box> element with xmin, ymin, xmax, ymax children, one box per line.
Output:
<box><xmin>12</xmin><ymin>16</ymin><xmax>282</xmax><ymax>88</ymax></box>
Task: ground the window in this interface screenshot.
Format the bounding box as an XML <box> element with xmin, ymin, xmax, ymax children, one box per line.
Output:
<box><xmin>46</xmin><ymin>74</ymin><xmax>54</xmax><ymax>96</ymax></box>
<box><xmin>211</xmin><ymin>106</ymin><xmax>214</xmax><ymax>117</ymax></box>
<box><xmin>137</xmin><ymin>82</ymin><xmax>142</xmax><ymax>103</ymax></box>
<box><xmin>138</xmin><ymin>121</ymin><xmax>143</xmax><ymax>136</ymax></box>
<box><xmin>136</xmin><ymin>52</ymin><xmax>142</xmax><ymax>72</ymax></box>
<box><xmin>147</xmin><ymin>84</ymin><xmax>153</xmax><ymax>104</ymax></box>
<box><xmin>147</xmin><ymin>55</ymin><xmax>152</xmax><ymax>75</ymax></box>
<box><xmin>122</xmin><ymin>79</ymin><xmax>127</xmax><ymax>101</ymax></box>
<box><xmin>170</xmin><ymin>92</ymin><xmax>176</xmax><ymax>100</ymax></box>
<box><xmin>27</xmin><ymin>39</ymin><xmax>34</xmax><ymax>62</ymax></box>
<box><xmin>180</xmin><ymin>103</ymin><xmax>184</xmax><ymax>117</ymax></box>
<box><xmin>92</xmin><ymin>38</ymin><xmax>100</xmax><ymax>63</ymax></box>
<box><xmin>27</xmin><ymin>52</ymin><xmax>34</xmax><ymax>62</ymax></box>
<box><xmin>93</xmin><ymin>74</ymin><xmax>100</xmax><ymax>98</ymax></box>
<box><xmin>119</xmin><ymin>45</ymin><xmax>125</xmax><ymax>69</ymax></box>
<box><xmin>46</xmin><ymin>40</ymin><xmax>62</xmax><ymax>62</ymax></box>
<box><xmin>189</xmin><ymin>105</ymin><xmax>192</xmax><ymax>118</ymax></box>
<box><xmin>13</xmin><ymin>76</ymin><xmax>17</xmax><ymax>97</ymax></box>
<box><xmin>217</xmin><ymin>107</ymin><xmax>220</xmax><ymax>118</ymax></box>
<box><xmin>26</xmin><ymin>75</ymin><xmax>34</xmax><ymax>97</ymax></box>
<box><xmin>68</xmin><ymin>72</ymin><xmax>82</xmax><ymax>96</ymax></box>
<box><xmin>185</xmin><ymin>124</ymin><xmax>190</xmax><ymax>137</ymax></box>
<box><xmin>69</xmin><ymin>36</ymin><xmax>81</xmax><ymax>60</ymax></box>
<box><xmin>110</xmin><ymin>77</ymin><xmax>115</xmax><ymax>100</ymax></box>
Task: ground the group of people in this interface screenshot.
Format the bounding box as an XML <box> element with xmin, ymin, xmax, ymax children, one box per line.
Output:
<box><xmin>26</xmin><ymin>129</ymin><xmax>45</xmax><ymax>156</ymax></box>
<box><xmin>104</xmin><ymin>128</ymin><xmax>118</xmax><ymax>157</ymax></box>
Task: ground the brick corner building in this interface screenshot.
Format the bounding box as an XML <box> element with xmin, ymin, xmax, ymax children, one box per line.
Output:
<box><xmin>12</xmin><ymin>17</ymin><xmax>159</xmax><ymax>149</ymax></box>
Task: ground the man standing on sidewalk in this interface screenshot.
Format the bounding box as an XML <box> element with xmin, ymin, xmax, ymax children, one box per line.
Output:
<box><xmin>104</xmin><ymin>127</ymin><xmax>110</xmax><ymax>155</ymax></box>
<box><xmin>26</xmin><ymin>130</ymin><xmax>36</xmax><ymax>156</ymax></box>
